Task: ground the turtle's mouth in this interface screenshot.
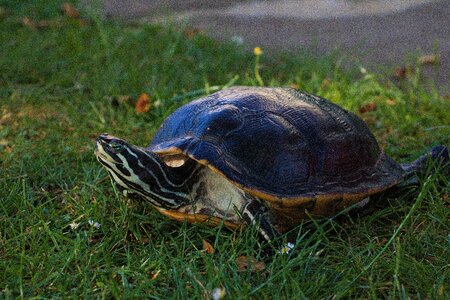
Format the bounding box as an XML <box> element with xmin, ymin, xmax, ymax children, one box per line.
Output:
<box><xmin>95</xmin><ymin>149</ymin><xmax>111</xmax><ymax>163</ymax></box>
<box><xmin>95</xmin><ymin>141</ymin><xmax>122</xmax><ymax>165</ymax></box>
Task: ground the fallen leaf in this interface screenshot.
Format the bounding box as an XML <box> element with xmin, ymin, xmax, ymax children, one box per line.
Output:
<box><xmin>183</xmin><ymin>27</ymin><xmax>204</xmax><ymax>38</ymax></box>
<box><xmin>88</xmin><ymin>235</ymin><xmax>102</xmax><ymax>244</ymax></box>
<box><xmin>202</xmin><ymin>240</ymin><xmax>214</xmax><ymax>255</ymax></box>
<box><xmin>289</xmin><ymin>83</ymin><xmax>300</xmax><ymax>89</ymax></box>
<box><xmin>22</xmin><ymin>17</ymin><xmax>62</xmax><ymax>30</ymax></box>
<box><xmin>386</xmin><ymin>99</ymin><xmax>397</xmax><ymax>106</ymax></box>
<box><xmin>0</xmin><ymin>139</ymin><xmax>12</xmax><ymax>153</ymax></box>
<box><xmin>236</xmin><ymin>256</ymin><xmax>266</xmax><ymax>272</ymax></box>
<box><xmin>438</xmin><ymin>284</ymin><xmax>445</xmax><ymax>296</ymax></box>
<box><xmin>22</xmin><ymin>17</ymin><xmax>36</xmax><ymax>29</ymax></box>
<box><xmin>375</xmin><ymin>237</ymin><xmax>388</xmax><ymax>246</ymax></box>
<box><xmin>135</xmin><ymin>93</ymin><xmax>151</xmax><ymax>113</ymax></box>
<box><xmin>61</xmin><ymin>3</ymin><xmax>80</xmax><ymax>19</ymax></box>
<box><xmin>442</xmin><ymin>193</ymin><xmax>448</xmax><ymax>204</ymax></box>
<box><xmin>150</xmin><ymin>269</ymin><xmax>161</xmax><ymax>280</ymax></box>
<box><xmin>394</xmin><ymin>65</ymin><xmax>415</xmax><ymax>79</ymax></box>
<box><xmin>110</xmin><ymin>95</ymin><xmax>132</xmax><ymax>107</ymax></box>
<box><xmin>117</xmin><ymin>95</ymin><xmax>132</xmax><ymax>104</ymax></box>
<box><xmin>0</xmin><ymin>6</ymin><xmax>9</xmax><ymax>20</ymax></box>
<box><xmin>153</xmin><ymin>99</ymin><xmax>162</xmax><ymax>108</ymax></box>
<box><xmin>359</xmin><ymin>102</ymin><xmax>376</xmax><ymax>114</ymax></box>
<box><xmin>321</xmin><ymin>78</ymin><xmax>331</xmax><ymax>89</ymax></box>
<box><xmin>418</xmin><ymin>54</ymin><xmax>438</xmax><ymax>65</ymax></box>
<box><xmin>0</xmin><ymin>110</ymin><xmax>12</xmax><ymax>125</ymax></box>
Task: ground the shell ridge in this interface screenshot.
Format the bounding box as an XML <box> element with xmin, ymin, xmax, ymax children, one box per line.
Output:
<box><xmin>150</xmin><ymin>87</ymin><xmax>403</xmax><ymax>203</ymax></box>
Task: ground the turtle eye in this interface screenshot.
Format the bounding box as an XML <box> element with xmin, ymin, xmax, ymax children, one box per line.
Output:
<box><xmin>109</xmin><ymin>142</ymin><xmax>124</xmax><ymax>153</ymax></box>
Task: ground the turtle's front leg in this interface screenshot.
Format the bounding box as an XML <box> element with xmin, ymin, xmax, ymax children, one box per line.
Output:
<box><xmin>241</xmin><ymin>197</ymin><xmax>296</xmax><ymax>255</ymax></box>
<box><xmin>241</xmin><ymin>197</ymin><xmax>281</xmax><ymax>243</ymax></box>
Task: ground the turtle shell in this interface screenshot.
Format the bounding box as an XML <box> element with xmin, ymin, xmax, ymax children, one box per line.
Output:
<box><xmin>149</xmin><ymin>87</ymin><xmax>404</xmax><ymax>221</ymax></box>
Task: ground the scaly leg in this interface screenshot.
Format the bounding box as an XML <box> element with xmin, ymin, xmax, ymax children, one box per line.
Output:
<box><xmin>241</xmin><ymin>199</ymin><xmax>279</xmax><ymax>242</ymax></box>
<box><xmin>241</xmin><ymin>198</ymin><xmax>296</xmax><ymax>255</ymax></box>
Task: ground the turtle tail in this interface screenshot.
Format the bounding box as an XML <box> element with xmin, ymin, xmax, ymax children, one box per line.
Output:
<box><xmin>399</xmin><ymin>145</ymin><xmax>449</xmax><ymax>187</ymax></box>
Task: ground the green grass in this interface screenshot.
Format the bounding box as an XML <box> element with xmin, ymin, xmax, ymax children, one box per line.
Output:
<box><xmin>0</xmin><ymin>1</ymin><xmax>449</xmax><ymax>299</ymax></box>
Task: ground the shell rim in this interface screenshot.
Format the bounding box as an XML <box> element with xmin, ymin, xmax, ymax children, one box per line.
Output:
<box><xmin>154</xmin><ymin>146</ymin><xmax>402</xmax><ymax>208</ymax></box>
<box><xmin>156</xmin><ymin>207</ymin><xmax>242</xmax><ymax>229</ymax></box>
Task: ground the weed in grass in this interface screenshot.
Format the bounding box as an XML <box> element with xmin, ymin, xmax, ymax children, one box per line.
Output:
<box><xmin>0</xmin><ymin>1</ymin><xmax>449</xmax><ymax>298</ymax></box>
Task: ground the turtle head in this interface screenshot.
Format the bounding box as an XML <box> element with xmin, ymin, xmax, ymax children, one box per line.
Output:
<box><xmin>95</xmin><ymin>133</ymin><xmax>190</xmax><ymax>208</ymax></box>
<box><xmin>95</xmin><ymin>133</ymin><xmax>144</xmax><ymax>194</ymax></box>
<box><xmin>95</xmin><ymin>133</ymin><xmax>131</xmax><ymax>165</ymax></box>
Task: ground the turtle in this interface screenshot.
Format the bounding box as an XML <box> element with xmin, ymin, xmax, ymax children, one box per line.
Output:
<box><xmin>95</xmin><ymin>86</ymin><xmax>448</xmax><ymax>246</ymax></box>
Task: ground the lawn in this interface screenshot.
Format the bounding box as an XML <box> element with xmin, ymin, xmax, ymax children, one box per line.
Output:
<box><xmin>0</xmin><ymin>1</ymin><xmax>449</xmax><ymax>299</ymax></box>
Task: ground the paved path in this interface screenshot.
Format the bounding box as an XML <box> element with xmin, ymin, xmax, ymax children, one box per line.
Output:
<box><xmin>94</xmin><ymin>0</ymin><xmax>450</xmax><ymax>91</ymax></box>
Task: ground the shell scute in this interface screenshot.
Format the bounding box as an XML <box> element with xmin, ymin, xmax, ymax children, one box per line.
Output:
<box><xmin>150</xmin><ymin>87</ymin><xmax>404</xmax><ymax>203</ymax></box>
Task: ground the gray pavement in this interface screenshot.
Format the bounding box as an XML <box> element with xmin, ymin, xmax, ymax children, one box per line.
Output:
<box><xmin>93</xmin><ymin>0</ymin><xmax>450</xmax><ymax>91</ymax></box>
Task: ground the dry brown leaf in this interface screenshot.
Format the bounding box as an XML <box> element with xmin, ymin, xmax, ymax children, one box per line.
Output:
<box><xmin>135</xmin><ymin>93</ymin><xmax>151</xmax><ymax>113</ymax></box>
<box><xmin>110</xmin><ymin>95</ymin><xmax>132</xmax><ymax>107</ymax></box>
<box><xmin>289</xmin><ymin>83</ymin><xmax>300</xmax><ymax>89</ymax></box>
<box><xmin>438</xmin><ymin>284</ymin><xmax>445</xmax><ymax>296</ymax></box>
<box><xmin>236</xmin><ymin>256</ymin><xmax>266</xmax><ymax>272</ymax></box>
<box><xmin>117</xmin><ymin>95</ymin><xmax>132</xmax><ymax>105</ymax></box>
<box><xmin>153</xmin><ymin>99</ymin><xmax>162</xmax><ymax>108</ymax></box>
<box><xmin>183</xmin><ymin>27</ymin><xmax>204</xmax><ymax>38</ymax></box>
<box><xmin>0</xmin><ymin>139</ymin><xmax>12</xmax><ymax>153</ymax></box>
<box><xmin>61</xmin><ymin>3</ymin><xmax>80</xmax><ymax>19</ymax></box>
<box><xmin>394</xmin><ymin>67</ymin><xmax>406</xmax><ymax>79</ymax></box>
<box><xmin>442</xmin><ymin>193</ymin><xmax>448</xmax><ymax>205</ymax></box>
<box><xmin>88</xmin><ymin>235</ymin><xmax>102</xmax><ymax>244</ymax></box>
<box><xmin>0</xmin><ymin>110</ymin><xmax>12</xmax><ymax>125</ymax></box>
<box><xmin>22</xmin><ymin>17</ymin><xmax>36</xmax><ymax>29</ymax></box>
<box><xmin>386</xmin><ymin>99</ymin><xmax>397</xmax><ymax>106</ymax></box>
<box><xmin>202</xmin><ymin>240</ymin><xmax>215</xmax><ymax>255</ymax></box>
<box><xmin>0</xmin><ymin>6</ymin><xmax>9</xmax><ymax>20</ymax></box>
<box><xmin>394</xmin><ymin>65</ymin><xmax>415</xmax><ymax>79</ymax></box>
<box><xmin>418</xmin><ymin>54</ymin><xmax>438</xmax><ymax>65</ymax></box>
<box><xmin>150</xmin><ymin>269</ymin><xmax>161</xmax><ymax>280</ymax></box>
<box><xmin>375</xmin><ymin>237</ymin><xmax>388</xmax><ymax>246</ymax></box>
<box><xmin>321</xmin><ymin>78</ymin><xmax>331</xmax><ymax>89</ymax></box>
<box><xmin>359</xmin><ymin>102</ymin><xmax>376</xmax><ymax>114</ymax></box>
<box><xmin>22</xmin><ymin>17</ymin><xmax>62</xmax><ymax>30</ymax></box>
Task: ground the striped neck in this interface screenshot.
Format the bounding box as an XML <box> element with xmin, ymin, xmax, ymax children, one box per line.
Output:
<box><xmin>95</xmin><ymin>134</ymin><xmax>196</xmax><ymax>209</ymax></box>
